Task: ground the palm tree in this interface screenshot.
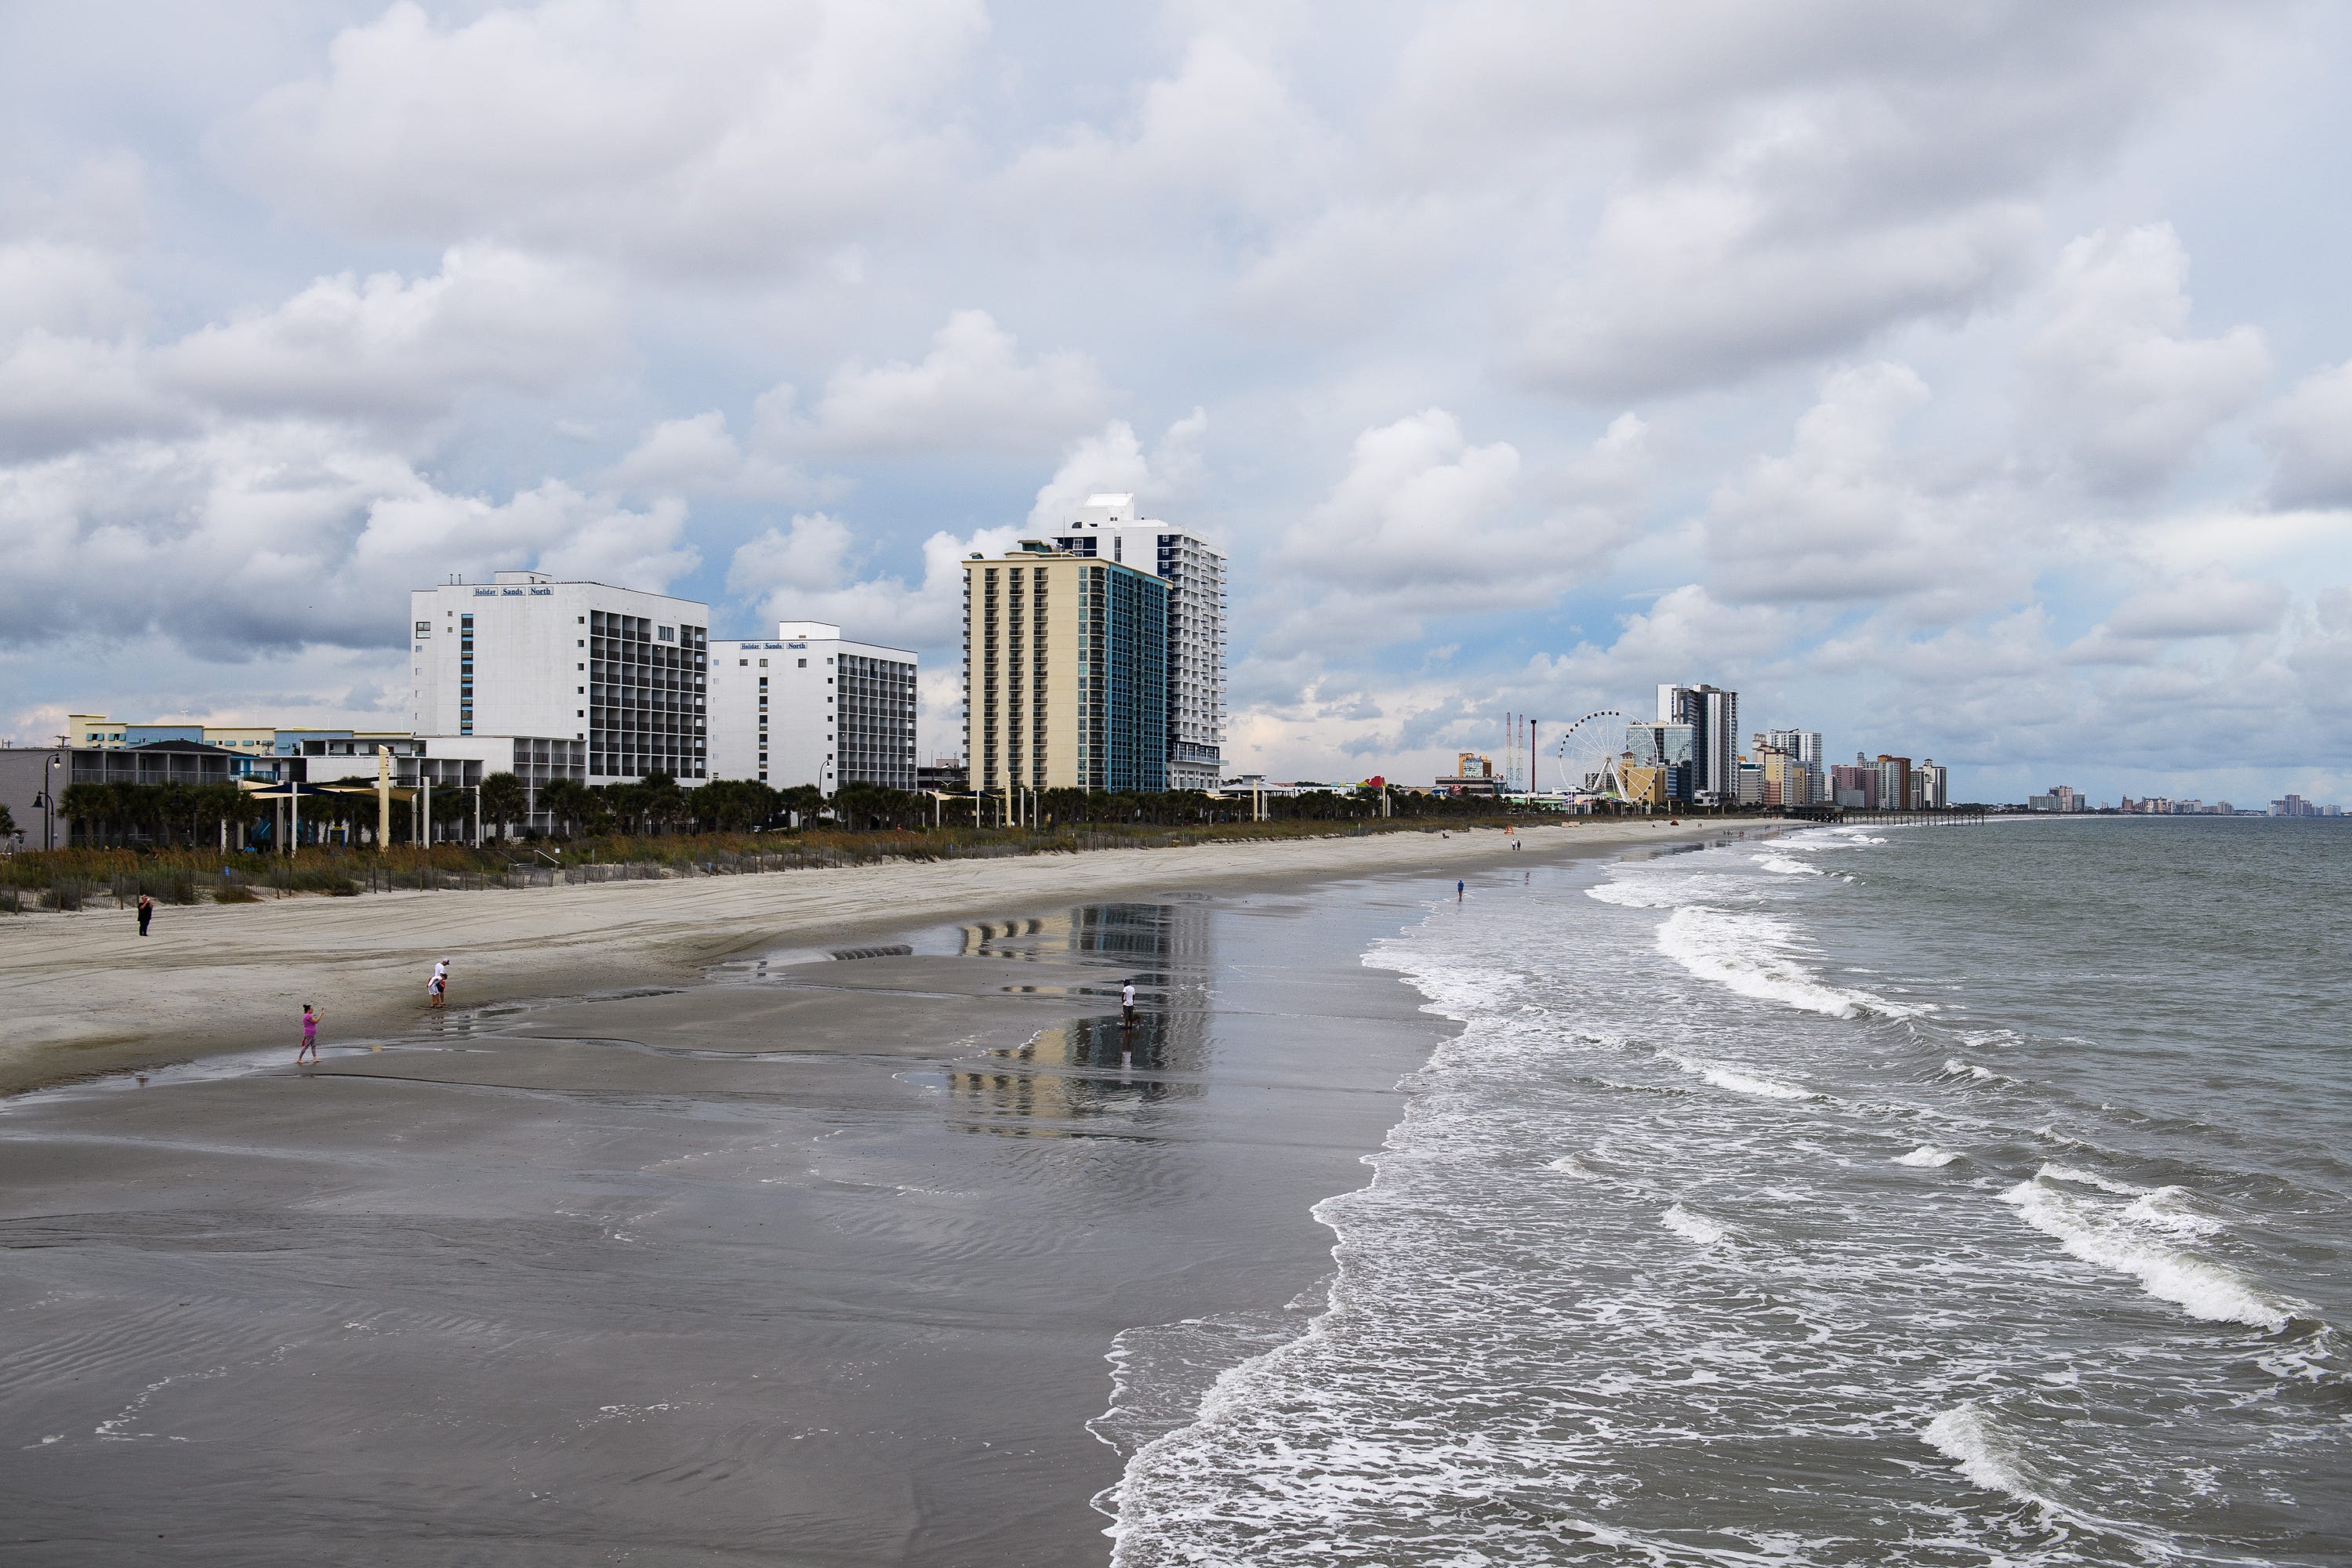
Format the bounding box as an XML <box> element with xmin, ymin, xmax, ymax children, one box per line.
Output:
<box><xmin>477</xmin><ymin>771</ymin><xmax>528</xmax><ymax>841</ymax></box>
<box><xmin>537</xmin><ymin>777</ymin><xmax>593</xmax><ymax>840</ymax></box>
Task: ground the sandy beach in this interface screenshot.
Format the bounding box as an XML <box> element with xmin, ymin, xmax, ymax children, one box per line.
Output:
<box><xmin>0</xmin><ymin>820</ymin><xmax>1714</xmax><ymax>1095</ymax></box>
<box><xmin>0</xmin><ymin>818</ymin><xmax>1745</xmax><ymax>1565</ymax></box>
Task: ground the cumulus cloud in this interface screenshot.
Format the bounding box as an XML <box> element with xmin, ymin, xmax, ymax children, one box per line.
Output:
<box><xmin>1025</xmin><ymin>411</ymin><xmax>1209</xmax><ymax>531</ymax></box>
<box><xmin>724</xmin><ymin>511</ymin><xmax>1018</xmax><ymax>652</ymax></box>
<box><xmin>2263</xmin><ymin>358</ymin><xmax>2352</xmax><ymax>510</ymax></box>
<box><xmin>2020</xmin><ymin>223</ymin><xmax>2270</xmax><ymax>495</ymax></box>
<box><xmin>608</xmin><ymin>410</ymin><xmax>815</xmax><ymax>500</ymax></box>
<box><xmin>996</xmin><ymin>33</ymin><xmax>1334</xmax><ymax>229</ymax></box>
<box><xmin>2070</xmin><ymin>564</ymin><xmax>2290</xmax><ymax>657</ymax></box>
<box><xmin>158</xmin><ymin>245</ymin><xmax>620</xmax><ymax>422</ymax></box>
<box><xmin>216</xmin><ymin>0</ymin><xmax>984</xmax><ymax>271</ymax></box>
<box><xmin>763</xmin><ymin>310</ymin><xmax>1115</xmax><ymax>455</ymax></box>
<box><xmin>1703</xmin><ymin>362</ymin><xmax>2016</xmax><ymax>612</ymax></box>
<box><xmin>1414</xmin><ymin>2</ymin><xmax>2249</xmax><ymax>397</ymax></box>
<box><xmin>0</xmin><ymin>421</ymin><xmax>693</xmax><ymax>659</ymax></box>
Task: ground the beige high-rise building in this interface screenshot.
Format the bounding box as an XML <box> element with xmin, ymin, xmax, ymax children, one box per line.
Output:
<box><xmin>961</xmin><ymin>543</ymin><xmax>1169</xmax><ymax>796</ymax></box>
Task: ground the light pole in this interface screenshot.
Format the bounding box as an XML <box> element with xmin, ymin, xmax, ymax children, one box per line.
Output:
<box><xmin>44</xmin><ymin>753</ymin><xmax>63</xmax><ymax>851</ymax></box>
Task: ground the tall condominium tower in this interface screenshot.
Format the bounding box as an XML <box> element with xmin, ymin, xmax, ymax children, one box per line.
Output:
<box><xmin>962</xmin><ymin>543</ymin><xmax>1167</xmax><ymax>797</ymax></box>
<box><xmin>1657</xmin><ymin>683</ymin><xmax>1739</xmax><ymax>804</ymax></box>
<box><xmin>1044</xmin><ymin>494</ymin><xmax>1226</xmax><ymax>791</ymax></box>
<box><xmin>410</xmin><ymin>572</ymin><xmax>708</xmax><ymax>784</ymax></box>
<box><xmin>708</xmin><ymin>621</ymin><xmax>916</xmax><ymax>792</ymax></box>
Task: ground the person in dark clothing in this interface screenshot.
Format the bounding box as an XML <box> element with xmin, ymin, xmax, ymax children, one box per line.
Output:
<box><xmin>136</xmin><ymin>894</ymin><xmax>153</xmax><ymax>936</ymax></box>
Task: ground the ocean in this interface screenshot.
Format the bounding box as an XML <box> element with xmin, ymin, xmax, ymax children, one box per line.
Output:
<box><xmin>1103</xmin><ymin>818</ymin><xmax>2352</xmax><ymax>1566</ymax></box>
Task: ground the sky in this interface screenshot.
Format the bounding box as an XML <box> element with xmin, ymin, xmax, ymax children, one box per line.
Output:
<box><xmin>3</xmin><ymin>1</ymin><xmax>2350</xmax><ymax>807</ymax></box>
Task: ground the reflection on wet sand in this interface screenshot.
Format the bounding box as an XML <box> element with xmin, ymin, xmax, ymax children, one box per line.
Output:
<box><xmin>948</xmin><ymin>902</ymin><xmax>1212</xmax><ymax>1131</ymax></box>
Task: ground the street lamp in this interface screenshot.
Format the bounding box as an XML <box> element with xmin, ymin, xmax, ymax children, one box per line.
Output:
<box><xmin>42</xmin><ymin>753</ymin><xmax>63</xmax><ymax>851</ymax></box>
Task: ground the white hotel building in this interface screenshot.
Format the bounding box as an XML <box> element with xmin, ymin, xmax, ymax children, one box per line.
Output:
<box><xmin>708</xmin><ymin>622</ymin><xmax>917</xmax><ymax>792</ymax></box>
<box><xmin>410</xmin><ymin>573</ymin><xmax>710</xmax><ymax>784</ymax></box>
<box><xmin>1042</xmin><ymin>493</ymin><xmax>1227</xmax><ymax>791</ymax></box>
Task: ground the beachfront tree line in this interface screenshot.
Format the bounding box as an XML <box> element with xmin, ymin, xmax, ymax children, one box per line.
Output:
<box><xmin>38</xmin><ymin>772</ymin><xmax>1523</xmax><ymax>850</ymax></box>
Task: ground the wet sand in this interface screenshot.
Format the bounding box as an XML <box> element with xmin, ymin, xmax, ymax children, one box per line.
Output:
<box><xmin>0</xmin><ymin>820</ymin><xmax>1715</xmax><ymax>1097</ymax></box>
<box><xmin>0</xmin><ymin>831</ymin><xmax>1740</xmax><ymax>1564</ymax></box>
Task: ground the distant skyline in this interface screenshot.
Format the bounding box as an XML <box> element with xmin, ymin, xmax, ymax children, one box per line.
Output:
<box><xmin>5</xmin><ymin>2</ymin><xmax>2352</xmax><ymax>804</ymax></box>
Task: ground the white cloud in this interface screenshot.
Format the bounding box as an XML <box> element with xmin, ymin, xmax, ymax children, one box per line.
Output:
<box><xmin>995</xmin><ymin>34</ymin><xmax>1334</xmax><ymax>228</ymax></box>
<box><xmin>2263</xmin><ymin>358</ymin><xmax>2352</xmax><ymax>510</ymax></box>
<box><xmin>724</xmin><ymin>512</ymin><xmax>1019</xmax><ymax>651</ymax></box>
<box><xmin>0</xmin><ymin>421</ymin><xmax>693</xmax><ymax>659</ymax></box>
<box><xmin>2100</xmin><ymin>564</ymin><xmax>2289</xmax><ymax>641</ymax></box>
<box><xmin>770</xmin><ymin>310</ymin><xmax>1115</xmax><ymax>455</ymax></box>
<box><xmin>2019</xmin><ymin>223</ymin><xmax>2270</xmax><ymax>495</ymax></box>
<box><xmin>216</xmin><ymin>0</ymin><xmax>984</xmax><ymax>272</ymax></box>
<box><xmin>1703</xmin><ymin>362</ymin><xmax>2016</xmax><ymax>612</ymax></box>
<box><xmin>158</xmin><ymin>244</ymin><xmax>620</xmax><ymax>422</ymax></box>
<box><xmin>608</xmin><ymin>409</ymin><xmax>815</xmax><ymax>500</ymax></box>
<box><xmin>1025</xmin><ymin>411</ymin><xmax>1209</xmax><ymax>531</ymax></box>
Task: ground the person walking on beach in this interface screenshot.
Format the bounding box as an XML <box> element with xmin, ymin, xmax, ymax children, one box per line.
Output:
<box><xmin>296</xmin><ymin>1004</ymin><xmax>320</xmax><ymax>1065</ymax></box>
<box><xmin>1457</xmin><ymin>880</ymin><xmax>1465</xmax><ymax>901</ymax></box>
<box><xmin>428</xmin><ymin>957</ymin><xmax>448</xmax><ymax>1009</ymax></box>
<box><xmin>1122</xmin><ymin>980</ymin><xmax>1137</xmax><ymax>1028</ymax></box>
<box><xmin>136</xmin><ymin>893</ymin><xmax>152</xmax><ymax>936</ymax></box>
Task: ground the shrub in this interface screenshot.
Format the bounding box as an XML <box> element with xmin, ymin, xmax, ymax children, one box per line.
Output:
<box><xmin>214</xmin><ymin>883</ymin><xmax>260</xmax><ymax>904</ymax></box>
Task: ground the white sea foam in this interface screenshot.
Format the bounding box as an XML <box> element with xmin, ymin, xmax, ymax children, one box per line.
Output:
<box><xmin>1661</xmin><ymin>1051</ymin><xmax>1815</xmax><ymax>1100</ymax></box>
<box><xmin>2037</xmin><ymin>1163</ymin><xmax>2146</xmax><ymax>1196</ymax></box>
<box><xmin>2001</xmin><ymin>1175</ymin><xmax>2300</xmax><ymax>1330</ymax></box>
<box><xmin>1893</xmin><ymin>1144</ymin><xmax>1962</xmax><ymax>1167</ymax></box>
<box><xmin>1940</xmin><ymin>1058</ymin><xmax>2004</xmax><ymax>1083</ymax></box>
<box><xmin>1662</xmin><ymin>1203</ymin><xmax>1730</xmax><ymax>1245</ymax></box>
<box><xmin>1922</xmin><ymin>1402</ymin><xmax>2046</xmax><ymax>1507</ymax></box>
<box><xmin>1753</xmin><ymin>853</ymin><xmax>1823</xmax><ymax>876</ymax></box>
<box><xmin>1657</xmin><ymin>906</ymin><xmax>1912</xmax><ymax>1018</ymax></box>
<box><xmin>1548</xmin><ymin>1154</ymin><xmax>1600</xmax><ymax>1180</ymax></box>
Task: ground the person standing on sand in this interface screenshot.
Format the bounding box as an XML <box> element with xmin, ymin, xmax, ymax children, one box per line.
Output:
<box><xmin>429</xmin><ymin>957</ymin><xmax>448</xmax><ymax>1009</ymax></box>
<box><xmin>297</xmin><ymin>1004</ymin><xmax>320</xmax><ymax>1065</ymax></box>
<box><xmin>136</xmin><ymin>893</ymin><xmax>152</xmax><ymax>936</ymax></box>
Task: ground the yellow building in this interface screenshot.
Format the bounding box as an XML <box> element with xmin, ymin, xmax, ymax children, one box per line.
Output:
<box><xmin>1618</xmin><ymin>757</ymin><xmax>1670</xmax><ymax>807</ymax></box>
<box><xmin>962</xmin><ymin>544</ymin><xmax>1169</xmax><ymax>796</ymax></box>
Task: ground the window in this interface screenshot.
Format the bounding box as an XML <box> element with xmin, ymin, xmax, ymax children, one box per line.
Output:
<box><xmin>415</xmin><ymin>620</ymin><xmax>430</xmax><ymax>636</ymax></box>
<box><xmin>739</xmin><ymin>659</ymin><xmax>747</xmax><ymax>666</ymax></box>
<box><xmin>797</xmin><ymin>658</ymin><xmax>807</xmax><ymax>667</ymax></box>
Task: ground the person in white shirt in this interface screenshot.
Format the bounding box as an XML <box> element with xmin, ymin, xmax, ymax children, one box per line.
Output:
<box><xmin>1121</xmin><ymin>980</ymin><xmax>1137</xmax><ymax>1028</ymax></box>
<box><xmin>428</xmin><ymin>957</ymin><xmax>449</xmax><ymax>1010</ymax></box>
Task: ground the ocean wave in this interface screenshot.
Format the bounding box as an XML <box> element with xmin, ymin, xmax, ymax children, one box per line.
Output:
<box><xmin>1922</xmin><ymin>1402</ymin><xmax>2053</xmax><ymax>1509</ymax></box>
<box><xmin>1659</xmin><ymin>1050</ymin><xmax>1815</xmax><ymax>1100</ymax></box>
<box><xmin>1940</xmin><ymin>1058</ymin><xmax>2010</xmax><ymax>1086</ymax></box>
<box><xmin>1753</xmin><ymin>853</ymin><xmax>1823</xmax><ymax>876</ymax></box>
<box><xmin>1548</xmin><ymin>1154</ymin><xmax>1600</xmax><ymax>1180</ymax></box>
<box><xmin>1657</xmin><ymin>906</ymin><xmax>1915</xmax><ymax>1019</ymax></box>
<box><xmin>2037</xmin><ymin>1163</ymin><xmax>2146</xmax><ymax>1196</ymax></box>
<box><xmin>2000</xmin><ymin>1174</ymin><xmax>2303</xmax><ymax>1330</ymax></box>
<box><xmin>1893</xmin><ymin>1144</ymin><xmax>1962</xmax><ymax>1167</ymax></box>
<box><xmin>1662</xmin><ymin>1203</ymin><xmax>1730</xmax><ymax>1245</ymax></box>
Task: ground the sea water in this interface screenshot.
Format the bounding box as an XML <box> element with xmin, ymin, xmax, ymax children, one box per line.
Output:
<box><xmin>1104</xmin><ymin>818</ymin><xmax>2351</xmax><ymax>1566</ymax></box>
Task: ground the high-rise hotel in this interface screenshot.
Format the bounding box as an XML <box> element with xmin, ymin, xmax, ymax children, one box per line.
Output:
<box><xmin>961</xmin><ymin>543</ymin><xmax>1167</xmax><ymax>796</ymax></box>
<box><xmin>1041</xmin><ymin>494</ymin><xmax>1226</xmax><ymax>790</ymax></box>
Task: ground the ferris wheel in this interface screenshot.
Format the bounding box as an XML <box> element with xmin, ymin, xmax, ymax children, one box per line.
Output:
<box><xmin>1551</xmin><ymin>710</ymin><xmax>1628</xmax><ymax>799</ymax></box>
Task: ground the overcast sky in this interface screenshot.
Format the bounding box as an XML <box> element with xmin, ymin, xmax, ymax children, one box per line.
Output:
<box><xmin>4</xmin><ymin>1</ymin><xmax>2350</xmax><ymax>804</ymax></box>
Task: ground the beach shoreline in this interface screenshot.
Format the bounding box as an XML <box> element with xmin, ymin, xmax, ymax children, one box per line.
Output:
<box><xmin>0</xmin><ymin>818</ymin><xmax>1723</xmax><ymax>1098</ymax></box>
<box><xmin>0</xmin><ymin>817</ymin><xmax>1762</xmax><ymax>1564</ymax></box>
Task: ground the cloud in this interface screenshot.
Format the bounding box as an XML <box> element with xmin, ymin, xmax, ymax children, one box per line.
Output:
<box><xmin>216</xmin><ymin>0</ymin><xmax>984</xmax><ymax>272</ymax></box>
<box><xmin>1025</xmin><ymin>411</ymin><xmax>1209</xmax><ymax>531</ymax></box>
<box><xmin>1703</xmin><ymin>362</ymin><xmax>2017</xmax><ymax>612</ymax></box>
<box><xmin>2097</xmin><ymin>564</ymin><xmax>2289</xmax><ymax>642</ymax></box>
<box><xmin>724</xmin><ymin>510</ymin><xmax>1018</xmax><ymax>651</ymax></box>
<box><xmin>1410</xmin><ymin>2</ymin><xmax>2252</xmax><ymax>397</ymax></box>
<box><xmin>995</xmin><ymin>33</ymin><xmax>1334</xmax><ymax>228</ymax></box>
<box><xmin>767</xmin><ymin>310</ymin><xmax>1115</xmax><ymax>455</ymax></box>
<box><xmin>2019</xmin><ymin>223</ymin><xmax>2270</xmax><ymax>495</ymax></box>
<box><xmin>2263</xmin><ymin>358</ymin><xmax>2352</xmax><ymax>510</ymax></box>
<box><xmin>608</xmin><ymin>409</ymin><xmax>815</xmax><ymax>500</ymax></box>
<box><xmin>158</xmin><ymin>244</ymin><xmax>620</xmax><ymax>423</ymax></box>
<box><xmin>0</xmin><ymin>420</ymin><xmax>693</xmax><ymax>659</ymax></box>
